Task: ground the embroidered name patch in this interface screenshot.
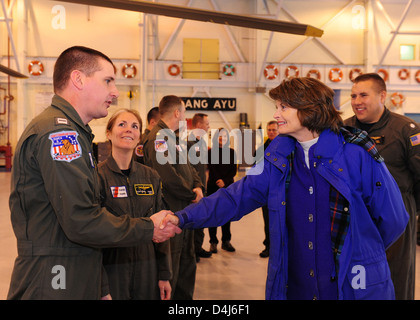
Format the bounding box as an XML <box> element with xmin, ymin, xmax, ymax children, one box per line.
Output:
<box><xmin>410</xmin><ymin>133</ymin><xmax>420</xmax><ymax>146</ymax></box>
<box><xmin>110</xmin><ymin>186</ymin><xmax>128</xmax><ymax>198</ymax></box>
<box><xmin>49</xmin><ymin>131</ymin><xmax>82</xmax><ymax>162</ymax></box>
<box><xmin>134</xmin><ymin>184</ymin><xmax>154</xmax><ymax>196</ymax></box>
<box><xmin>155</xmin><ymin>139</ymin><xmax>168</xmax><ymax>152</ymax></box>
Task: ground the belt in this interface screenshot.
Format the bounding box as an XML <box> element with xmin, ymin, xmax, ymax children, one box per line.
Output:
<box><xmin>17</xmin><ymin>240</ymin><xmax>95</xmax><ymax>257</ymax></box>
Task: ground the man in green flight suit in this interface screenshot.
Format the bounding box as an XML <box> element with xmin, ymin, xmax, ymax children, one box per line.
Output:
<box><xmin>345</xmin><ymin>73</ymin><xmax>420</xmax><ymax>300</ymax></box>
<box><xmin>143</xmin><ymin>95</ymin><xmax>204</xmax><ymax>299</ymax></box>
<box><xmin>7</xmin><ymin>46</ymin><xmax>180</xmax><ymax>300</ymax></box>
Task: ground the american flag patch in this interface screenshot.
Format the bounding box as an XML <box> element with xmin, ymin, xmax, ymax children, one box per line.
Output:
<box><xmin>49</xmin><ymin>131</ymin><xmax>82</xmax><ymax>162</ymax></box>
<box><xmin>110</xmin><ymin>186</ymin><xmax>128</xmax><ymax>198</ymax></box>
<box><xmin>410</xmin><ymin>133</ymin><xmax>420</xmax><ymax>146</ymax></box>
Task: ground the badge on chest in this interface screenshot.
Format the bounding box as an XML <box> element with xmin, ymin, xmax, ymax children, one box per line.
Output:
<box><xmin>134</xmin><ymin>184</ymin><xmax>155</xmax><ymax>196</ymax></box>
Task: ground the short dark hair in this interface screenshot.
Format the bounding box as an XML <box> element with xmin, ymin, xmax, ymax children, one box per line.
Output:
<box><xmin>159</xmin><ymin>95</ymin><xmax>183</xmax><ymax>116</ymax></box>
<box><xmin>146</xmin><ymin>106</ymin><xmax>160</xmax><ymax>124</ymax></box>
<box><xmin>267</xmin><ymin>120</ymin><xmax>278</xmax><ymax>127</ymax></box>
<box><xmin>191</xmin><ymin>113</ymin><xmax>208</xmax><ymax>127</ymax></box>
<box><xmin>53</xmin><ymin>46</ymin><xmax>115</xmax><ymax>93</ymax></box>
<box><xmin>269</xmin><ymin>77</ymin><xmax>343</xmax><ymax>134</ymax></box>
<box><xmin>353</xmin><ymin>72</ymin><xmax>387</xmax><ymax>93</ymax></box>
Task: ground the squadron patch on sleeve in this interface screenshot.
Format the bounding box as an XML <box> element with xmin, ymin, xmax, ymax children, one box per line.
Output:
<box><xmin>154</xmin><ymin>139</ymin><xmax>168</xmax><ymax>152</ymax></box>
<box><xmin>49</xmin><ymin>131</ymin><xmax>82</xmax><ymax>162</ymax></box>
<box><xmin>135</xmin><ymin>144</ymin><xmax>144</xmax><ymax>157</ymax></box>
<box><xmin>410</xmin><ymin>133</ymin><xmax>420</xmax><ymax>146</ymax></box>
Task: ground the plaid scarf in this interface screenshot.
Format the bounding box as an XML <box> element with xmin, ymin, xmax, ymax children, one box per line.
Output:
<box><xmin>340</xmin><ymin>126</ymin><xmax>384</xmax><ymax>163</ymax></box>
<box><xmin>285</xmin><ymin>127</ymin><xmax>383</xmax><ymax>276</ymax></box>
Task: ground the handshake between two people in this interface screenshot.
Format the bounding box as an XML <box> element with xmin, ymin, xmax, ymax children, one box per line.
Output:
<box><xmin>150</xmin><ymin>210</ymin><xmax>182</xmax><ymax>243</ymax></box>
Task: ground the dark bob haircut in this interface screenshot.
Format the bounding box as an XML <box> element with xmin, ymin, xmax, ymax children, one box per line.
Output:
<box><xmin>268</xmin><ymin>77</ymin><xmax>343</xmax><ymax>134</ymax></box>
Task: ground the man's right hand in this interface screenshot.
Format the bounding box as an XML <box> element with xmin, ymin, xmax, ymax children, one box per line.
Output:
<box><xmin>150</xmin><ymin>210</ymin><xmax>181</xmax><ymax>243</ymax></box>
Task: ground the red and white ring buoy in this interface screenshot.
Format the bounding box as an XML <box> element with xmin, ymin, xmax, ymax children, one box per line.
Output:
<box><xmin>28</xmin><ymin>60</ymin><xmax>44</xmax><ymax>76</ymax></box>
<box><xmin>223</xmin><ymin>64</ymin><xmax>235</xmax><ymax>76</ymax></box>
<box><xmin>349</xmin><ymin>68</ymin><xmax>362</xmax><ymax>82</ymax></box>
<box><xmin>329</xmin><ymin>68</ymin><xmax>343</xmax><ymax>82</ymax></box>
<box><xmin>415</xmin><ymin>70</ymin><xmax>420</xmax><ymax>83</ymax></box>
<box><xmin>285</xmin><ymin>65</ymin><xmax>299</xmax><ymax>78</ymax></box>
<box><xmin>398</xmin><ymin>68</ymin><xmax>409</xmax><ymax>80</ymax></box>
<box><xmin>168</xmin><ymin>64</ymin><xmax>181</xmax><ymax>76</ymax></box>
<box><xmin>390</xmin><ymin>92</ymin><xmax>405</xmax><ymax>108</ymax></box>
<box><xmin>264</xmin><ymin>65</ymin><xmax>279</xmax><ymax>80</ymax></box>
<box><xmin>377</xmin><ymin>69</ymin><xmax>388</xmax><ymax>82</ymax></box>
<box><xmin>122</xmin><ymin>64</ymin><xmax>137</xmax><ymax>78</ymax></box>
<box><xmin>306</xmin><ymin>69</ymin><xmax>321</xmax><ymax>80</ymax></box>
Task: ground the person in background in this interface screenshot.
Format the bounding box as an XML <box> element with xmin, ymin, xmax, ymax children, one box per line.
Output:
<box><xmin>135</xmin><ymin>106</ymin><xmax>160</xmax><ymax>164</ymax></box>
<box><xmin>188</xmin><ymin>113</ymin><xmax>212</xmax><ymax>262</ymax></box>
<box><xmin>345</xmin><ymin>72</ymin><xmax>420</xmax><ymax>300</ymax></box>
<box><xmin>7</xmin><ymin>46</ymin><xmax>179</xmax><ymax>300</ymax></box>
<box><xmin>162</xmin><ymin>77</ymin><xmax>408</xmax><ymax>300</ymax></box>
<box><xmin>98</xmin><ymin>108</ymin><xmax>172</xmax><ymax>300</ymax></box>
<box><xmin>259</xmin><ymin>120</ymin><xmax>279</xmax><ymax>258</ymax></box>
<box><xmin>207</xmin><ymin>128</ymin><xmax>237</xmax><ymax>253</ymax></box>
<box><xmin>142</xmin><ymin>95</ymin><xmax>204</xmax><ymax>300</ymax></box>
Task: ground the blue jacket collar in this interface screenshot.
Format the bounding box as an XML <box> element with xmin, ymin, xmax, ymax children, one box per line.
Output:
<box><xmin>267</xmin><ymin>129</ymin><xmax>341</xmax><ymax>161</ymax></box>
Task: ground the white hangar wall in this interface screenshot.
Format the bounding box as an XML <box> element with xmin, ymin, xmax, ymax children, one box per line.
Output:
<box><xmin>1</xmin><ymin>0</ymin><xmax>420</xmax><ymax>151</ymax></box>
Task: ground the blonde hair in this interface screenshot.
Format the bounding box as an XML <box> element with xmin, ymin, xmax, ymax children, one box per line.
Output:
<box><xmin>106</xmin><ymin>108</ymin><xmax>142</xmax><ymax>141</ymax></box>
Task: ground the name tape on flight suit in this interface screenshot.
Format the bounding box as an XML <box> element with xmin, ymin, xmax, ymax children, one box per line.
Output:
<box><xmin>110</xmin><ymin>186</ymin><xmax>128</xmax><ymax>198</ymax></box>
<box><xmin>134</xmin><ymin>184</ymin><xmax>154</xmax><ymax>195</ymax></box>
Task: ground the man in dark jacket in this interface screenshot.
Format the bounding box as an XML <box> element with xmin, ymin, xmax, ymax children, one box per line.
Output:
<box><xmin>142</xmin><ymin>95</ymin><xmax>204</xmax><ymax>299</ymax></box>
<box><xmin>345</xmin><ymin>72</ymin><xmax>420</xmax><ymax>300</ymax></box>
<box><xmin>188</xmin><ymin>113</ymin><xmax>212</xmax><ymax>261</ymax></box>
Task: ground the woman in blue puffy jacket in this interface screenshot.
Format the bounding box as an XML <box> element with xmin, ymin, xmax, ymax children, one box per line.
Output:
<box><xmin>167</xmin><ymin>77</ymin><xmax>408</xmax><ymax>300</ymax></box>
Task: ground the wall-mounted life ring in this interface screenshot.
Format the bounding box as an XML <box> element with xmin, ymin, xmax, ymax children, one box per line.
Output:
<box><xmin>377</xmin><ymin>69</ymin><xmax>388</xmax><ymax>82</ymax></box>
<box><xmin>28</xmin><ymin>60</ymin><xmax>44</xmax><ymax>76</ymax></box>
<box><xmin>122</xmin><ymin>64</ymin><xmax>137</xmax><ymax>78</ymax></box>
<box><xmin>264</xmin><ymin>65</ymin><xmax>279</xmax><ymax>80</ymax></box>
<box><xmin>390</xmin><ymin>92</ymin><xmax>405</xmax><ymax>108</ymax></box>
<box><xmin>415</xmin><ymin>70</ymin><xmax>420</xmax><ymax>83</ymax></box>
<box><xmin>168</xmin><ymin>64</ymin><xmax>181</xmax><ymax>76</ymax></box>
<box><xmin>349</xmin><ymin>68</ymin><xmax>362</xmax><ymax>82</ymax></box>
<box><xmin>223</xmin><ymin>64</ymin><xmax>235</xmax><ymax>76</ymax></box>
<box><xmin>285</xmin><ymin>65</ymin><xmax>299</xmax><ymax>78</ymax></box>
<box><xmin>398</xmin><ymin>68</ymin><xmax>410</xmax><ymax>80</ymax></box>
<box><xmin>329</xmin><ymin>68</ymin><xmax>343</xmax><ymax>82</ymax></box>
<box><xmin>306</xmin><ymin>69</ymin><xmax>321</xmax><ymax>80</ymax></box>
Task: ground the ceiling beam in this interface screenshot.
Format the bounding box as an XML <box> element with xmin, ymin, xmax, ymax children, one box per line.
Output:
<box><xmin>54</xmin><ymin>0</ymin><xmax>323</xmax><ymax>37</ymax></box>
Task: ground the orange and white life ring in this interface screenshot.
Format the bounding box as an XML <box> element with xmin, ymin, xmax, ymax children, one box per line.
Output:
<box><xmin>415</xmin><ymin>70</ymin><xmax>420</xmax><ymax>83</ymax></box>
<box><xmin>390</xmin><ymin>92</ymin><xmax>405</xmax><ymax>108</ymax></box>
<box><xmin>377</xmin><ymin>69</ymin><xmax>388</xmax><ymax>82</ymax></box>
<box><xmin>306</xmin><ymin>69</ymin><xmax>321</xmax><ymax>80</ymax></box>
<box><xmin>398</xmin><ymin>68</ymin><xmax>410</xmax><ymax>80</ymax></box>
<box><xmin>349</xmin><ymin>68</ymin><xmax>362</xmax><ymax>82</ymax></box>
<box><xmin>285</xmin><ymin>65</ymin><xmax>299</xmax><ymax>78</ymax></box>
<box><xmin>168</xmin><ymin>64</ymin><xmax>181</xmax><ymax>76</ymax></box>
<box><xmin>28</xmin><ymin>60</ymin><xmax>44</xmax><ymax>76</ymax></box>
<box><xmin>264</xmin><ymin>65</ymin><xmax>279</xmax><ymax>80</ymax></box>
<box><xmin>223</xmin><ymin>64</ymin><xmax>235</xmax><ymax>76</ymax></box>
<box><xmin>329</xmin><ymin>68</ymin><xmax>343</xmax><ymax>82</ymax></box>
<box><xmin>122</xmin><ymin>64</ymin><xmax>137</xmax><ymax>78</ymax></box>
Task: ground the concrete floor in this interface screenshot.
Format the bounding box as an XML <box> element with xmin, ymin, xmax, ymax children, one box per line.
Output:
<box><xmin>0</xmin><ymin>171</ymin><xmax>419</xmax><ymax>300</ymax></box>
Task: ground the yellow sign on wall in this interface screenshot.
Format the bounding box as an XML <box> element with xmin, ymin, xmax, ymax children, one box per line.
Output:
<box><xmin>183</xmin><ymin>39</ymin><xmax>220</xmax><ymax>79</ymax></box>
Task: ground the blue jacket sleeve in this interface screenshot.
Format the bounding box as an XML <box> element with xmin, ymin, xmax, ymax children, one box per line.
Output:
<box><xmin>176</xmin><ymin>160</ymin><xmax>270</xmax><ymax>229</ymax></box>
<box><xmin>365</xmin><ymin>160</ymin><xmax>409</xmax><ymax>250</ymax></box>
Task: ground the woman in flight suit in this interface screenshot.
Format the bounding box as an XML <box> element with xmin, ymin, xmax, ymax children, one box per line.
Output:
<box><xmin>98</xmin><ymin>109</ymin><xmax>172</xmax><ymax>300</ymax></box>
